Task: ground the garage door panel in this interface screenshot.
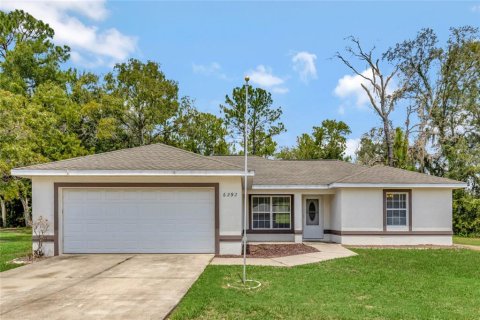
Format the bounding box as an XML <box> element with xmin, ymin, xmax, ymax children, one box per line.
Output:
<box><xmin>62</xmin><ymin>188</ymin><xmax>215</xmax><ymax>253</ymax></box>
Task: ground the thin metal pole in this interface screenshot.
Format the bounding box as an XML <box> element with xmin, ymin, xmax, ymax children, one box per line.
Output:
<box><xmin>243</xmin><ymin>77</ymin><xmax>249</xmax><ymax>284</ymax></box>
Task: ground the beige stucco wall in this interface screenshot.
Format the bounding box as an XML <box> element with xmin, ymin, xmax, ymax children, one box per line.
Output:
<box><xmin>337</xmin><ymin>187</ymin><xmax>453</xmax><ymax>232</ymax></box>
<box><xmin>339</xmin><ymin>188</ymin><xmax>384</xmax><ymax>231</ymax></box>
<box><xmin>412</xmin><ymin>189</ymin><xmax>452</xmax><ymax>231</ymax></box>
<box><xmin>31</xmin><ymin>174</ymin><xmax>456</xmax><ymax>254</ymax></box>
<box><xmin>330</xmin><ymin>189</ymin><xmax>342</xmax><ymax>231</ymax></box>
<box><xmin>335</xmin><ymin>187</ymin><xmax>454</xmax><ymax>246</ymax></box>
<box><xmin>31</xmin><ymin>175</ymin><xmax>243</xmax><ymax>255</ymax></box>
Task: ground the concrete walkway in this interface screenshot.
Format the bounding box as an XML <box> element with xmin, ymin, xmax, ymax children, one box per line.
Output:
<box><xmin>455</xmin><ymin>244</ymin><xmax>480</xmax><ymax>251</ymax></box>
<box><xmin>211</xmin><ymin>242</ymin><xmax>357</xmax><ymax>267</ymax></box>
<box><xmin>0</xmin><ymin>254</ymin><xmax>213</xmax><ymax>320</ymax></box>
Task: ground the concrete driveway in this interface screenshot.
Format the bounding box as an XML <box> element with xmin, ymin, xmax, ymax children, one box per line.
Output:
<box><xmin>0</xmin><ymin>254</ymin><xmax>213</xmax><ymax>320</ymax></box>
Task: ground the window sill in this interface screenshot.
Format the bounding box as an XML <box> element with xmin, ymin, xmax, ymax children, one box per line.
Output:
<box><xmin>386</xmin><ymin>226</ymin><xmax>409</xmax><ymax>232</ymax></box>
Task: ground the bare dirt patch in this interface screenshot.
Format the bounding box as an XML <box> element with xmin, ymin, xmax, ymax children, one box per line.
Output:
<box><xmin>10</xmin><ymin>254</ymin><xmax>48</xmax><ymax>265</ymax></box>
<box><xmin>217</xmin><ymin>243</ymin><xmax>319</xmax><ymax>258</ymax></box>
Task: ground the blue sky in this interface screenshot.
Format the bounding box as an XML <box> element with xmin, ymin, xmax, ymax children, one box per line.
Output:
<box><xmin>2</xmin><ymin>1</ymin><xmax>479</xmax><ymax>156</ymax></box>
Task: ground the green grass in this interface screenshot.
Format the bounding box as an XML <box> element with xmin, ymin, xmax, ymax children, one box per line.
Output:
<box><xmin>454</xmin><ymin>236</ymin><xmax>480</xmax><ymax>246</ymax></box>
<box><xmin>0</xmin><ymin>228</ymin><xmax>32</xmax><ymax>272</ymax></box>
<box><xmin>171</xmin><ymin>249</ymin><xmax>480</xmax><ymax>319</ymax></box>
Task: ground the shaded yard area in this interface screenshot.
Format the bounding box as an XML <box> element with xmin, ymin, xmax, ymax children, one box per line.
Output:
<box><xmin>171</xmin><ymin>249</ymin><xmax>480</xmax><ymax>319</ymax></box>
<box><xmin>0</xmin><ymin>228</ymin><xmax>32</xmax><ymax>272</ymax></box>
<box><xmin>454</xmin><ymin>236</ymin><xmax>480</xmax><ymax>246</ymax></box>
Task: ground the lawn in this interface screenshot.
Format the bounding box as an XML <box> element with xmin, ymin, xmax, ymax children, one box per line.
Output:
<box><xmin>0</xmin><ymin>228</ymin><xmax>32</xmax><ymax>272</ymax></box>
<box><xmin>453</xmin><ymin>236</ymin><xmax>480</xmax><ymax>246</ymax></box>
<box><xmin>171</xmin><ymin>249</ymin><xmax>480</xmax><ymax>319</ymax></box>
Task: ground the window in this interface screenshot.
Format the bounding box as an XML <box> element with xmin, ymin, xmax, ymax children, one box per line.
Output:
<box><xmin>252</xmin><ymin>196</ymin><xmax>291</xmax><ymax>230</ymax></box>
<box><xmin>385</xmin><ymin>192</ymin><xmax>408</xmax><ymax>226</ymax></box>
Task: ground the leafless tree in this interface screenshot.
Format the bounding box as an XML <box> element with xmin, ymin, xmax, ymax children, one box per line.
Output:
<box><xmin>336</xmin><ymin>37</ymin><xmax>409</xmax><ymax>166</ymax></box>
<box><xmin>33</xmin><ymin>216</ymin><xmax>49</xmax><ymax>258</ymax></box>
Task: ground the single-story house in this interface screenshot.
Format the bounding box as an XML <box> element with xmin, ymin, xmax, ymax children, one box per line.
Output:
<box><xmin>11</xmin><ymin>143</ymin><xmax>466</xmax><ymax>256</ymax></box>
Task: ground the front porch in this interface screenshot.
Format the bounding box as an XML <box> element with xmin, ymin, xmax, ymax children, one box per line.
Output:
<box><xmin>246</xmin><ymin>190</ymin><xmax>338</xmax><ymax>243</ymax></box>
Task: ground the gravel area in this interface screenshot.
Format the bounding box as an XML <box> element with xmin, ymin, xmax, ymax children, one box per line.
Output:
<box><xmin>217</xmin><ymin>244</ymin><xmax>319</xmax><ymax>258</ymax></box>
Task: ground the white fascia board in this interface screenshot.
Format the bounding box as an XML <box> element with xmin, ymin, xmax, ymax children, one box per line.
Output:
<box><xmin>11</xmin><ymin>169</ymin><xmax>255</xmax><ymax>177</ymax></box>
<box><xmin>252</xmin><ymin>183</ymin><xmax>467</xmax><ymax>190</ymax></box>
<box><xmin>329</xmin><ymin>183</ymin><xmax>467</xmax><ymax>189</ymax></box>
<box><xmin>252</xmin><ymin>184</ymin><xmax>330</xmax><ymax>190</ymax></box>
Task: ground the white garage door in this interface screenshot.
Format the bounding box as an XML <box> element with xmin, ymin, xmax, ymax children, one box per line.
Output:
<box><xmin>62</xmin><ymin>188</ymin><xmax>215</xmax><ymax>253</ymax></box>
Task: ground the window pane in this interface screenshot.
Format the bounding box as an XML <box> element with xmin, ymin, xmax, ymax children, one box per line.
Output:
<box><xmin>252</xmin><ymin>197</ymin><xmax>271</xmax><ymax>229</ymax></box>
<box><xmin>252</xmin><ymin>196</ymin><xmax>291</xmax><ymax>230</ymax></box>
<box><xmin>272</xmin><ymin>197</ymin><xmax>290</xmax><ymax>213</ymax></box>
<box><xmin>253</xmin><ymin>212</ymin><xmax>270</xmax><ymax>229</ymax></box>
<box><xmin>273</xmin><ymin>212</ymin><xmax>290</xmax><ymax>229</ymax></box>
<box><xmin>386</xmin><ymin>193</ymin><xmax>407</xmax><ymax>209</ymax></box>
<box><xmin>253</xmin><ymin>197</ymin><xmax>270</xmax><ymax>213</ymax></box>
<box><xmin>386</xmin><ymin>208</ymin><xmax>407</xmax><ymax>226</ymax></box>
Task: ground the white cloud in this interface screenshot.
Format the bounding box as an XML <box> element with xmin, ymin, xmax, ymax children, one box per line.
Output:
<box><xmin>292</xmin><ymin>51</ymin><xmax>317</xmax><ymax>83</ymax></box>
<box><xmin>192</xmin><ymin>62</ymin><xmax>228</xmax><ymax>80</ymax></box>
<box><xmin>271</xmin><ymin>87</ymin><xmax>289</xmax><ymax>94</ymax></box>
<box><xmin>345</xmin><ymin>138</ymin><xmax>361</xmax><ymax>159</ymax></box>
<box><xmin>0</xmin><ymin>0</ymin><xmax>137</xmax><ymax>67</ymax></box>
<box><xmin>333</xmin><ymin>68</ymin><xmax>397</xmax><ymax>114</ymax></box>
<box><xmin>471</xmin><ymin>5</ymin><xmax>480</xmax><ymax>12</ymax></box>
<box><xmin>334</xmin><ymin>68</ymin><xmax>373</xmax><ymax>107</ymax></box>
<box><xmin>246</xmin><ymin>65</ymin><xmax>288</xmax><ymax>94</ymax></box>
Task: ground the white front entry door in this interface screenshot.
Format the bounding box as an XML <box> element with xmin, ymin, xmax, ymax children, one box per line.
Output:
<box><xmin>303</xmin><ymin>198</ymin><xmax>324</xmax><ymax>240</ymax></box>
<box><xmin>62</xmin><ymin>188</ymin><xmax>215</xmax><ymax>253</ymax></box>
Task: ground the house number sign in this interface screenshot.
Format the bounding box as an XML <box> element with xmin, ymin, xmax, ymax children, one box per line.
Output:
<box><xmin>223</xmin><ymin>192</ymin><xmax>238</xmax><ymax>198</ymax></box>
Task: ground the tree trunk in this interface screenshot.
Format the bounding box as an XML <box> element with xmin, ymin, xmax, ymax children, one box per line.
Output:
<box><xmin>0</xmin><ymin>198</ymin><xmax>6</xmax><ymax>228</ymax></box>
<box><xmin>383</xmin><ymin>120</ymin><xmax>394</xmax><ymax>167</ymax></box>
<box><xmin>20</xmin><ymin>196</ymin><xmax>32</xmax><ymax>227</ymax></box>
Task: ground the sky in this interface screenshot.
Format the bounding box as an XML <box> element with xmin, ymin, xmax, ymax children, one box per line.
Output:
<box><xmin>1</xmin><ymin>1</ymin><xmax>479</xmax><ymax>157</ymax></box>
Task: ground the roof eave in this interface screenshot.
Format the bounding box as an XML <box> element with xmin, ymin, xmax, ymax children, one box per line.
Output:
<box><xmin>11</xmin><ymin>169</ymin><xmax>255</xmax><ymax>177</ymax></box>
<box><xmin>252</xmin><ymin>182</ymin><xmax>467</xmax><ymax>189</ymax></box>
<box><xmin>252</xmin><ymin>184</ymin><xmax>330</xmax><ymax>190</ymax></box>
<box><xmin>329</xmin><ymin>183</ymin><xmax>467</xmax><ymax>189</ymax></box>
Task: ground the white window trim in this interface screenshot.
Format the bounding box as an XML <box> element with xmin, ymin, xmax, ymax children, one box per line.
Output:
<box><xmin>251</xmin><ymin>195</ymin><xmax>292</xmax><ymax>230</ymax></box>
<box><xmin>385</xmin><ymin>191</ymin><xmax>409</xmax><ymax>229</ymax></box>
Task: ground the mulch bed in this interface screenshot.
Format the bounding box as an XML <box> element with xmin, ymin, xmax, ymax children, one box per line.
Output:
<box><xmin>216</xmin><ymin>243</ymin><xmax>319</xmax><ymax>258</ymax></box>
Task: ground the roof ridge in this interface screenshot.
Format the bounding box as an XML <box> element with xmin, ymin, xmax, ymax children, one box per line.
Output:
<box><xmin>157</xmin><ymin>143</ymin><xmax>246</xmax><ymax>170</ymax></box>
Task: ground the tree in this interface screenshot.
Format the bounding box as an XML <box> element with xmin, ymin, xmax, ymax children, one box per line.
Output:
<box><xmin>0</xmin><ymin>88</ymin><xmax>87</xmax><ymax>226</ymax></box>
<box><xmin>392</xmin><ymin>127</ymin><xmax>412</xmax><ymax>170</ymax></box>
<box><xmin>104</xmin><ymin>59</ymin><xmax>179</xmax><ymax>147</ymax></box>
<box><xmin>336</xmin><ymin>37</ymin><xmax>408</xmax><ymax>166</ymax></box>
<box><xmin>67</xmin><ymin>70</ymin><xmax>125</xmax><ymax>152</ymax></box>
<box><xmin>172</xmin><ymin>97</ymin><xmax>230</xmax><ymax>155</ymax></box>
<box><xmin>0</xmin><ymin>10</ymin><xmax>70</xmax><ymax>94</ymax></box>
<box><xmin>385</xmin><ymin>26</ymin><xmax>480</xmax><ymax>184</ymax></box>
<box><xmin>221</xmin><ymin>85</ymin><xmax>285</xmax><ymax>157</ymax></box>
<box><xmin>278</xmin><ymin>120</ymin><xmax>351</xmax><ymax>160</ymax></box>
<box><xmin>355</xmin><ymin>128</ymin><xmax>386</xmax><ymax>166</ymax></box>
<box><xmin>0</xmin><ymin>90</ymin><xmax>42</xmax><ymax>226</ymax></box>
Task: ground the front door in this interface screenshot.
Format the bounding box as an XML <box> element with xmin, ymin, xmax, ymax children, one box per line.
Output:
<box><xmin>303</xmin><ymin>198</ymin><xmax>324</xmax><ymax>239</ymax></box>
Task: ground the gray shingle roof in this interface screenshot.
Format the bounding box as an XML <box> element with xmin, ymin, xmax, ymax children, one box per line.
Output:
<box><xmin>211</xmin><ymin>156</ymin><xmax>464</xmax><ymax>186</ymax></box>
<box><xmin>333</xmin><ymin>165</ymin><xmax>464</xmax><ymax>185</ymax></box>
<box><xmin>13</xmin><ymin>143</ymin><xmax>465</xmax><ymax>186</ymax></box>
<box><xmin>15</xmin><ymin>143</ymin><xmax>244</xmax><ymax>171</ymax></box>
